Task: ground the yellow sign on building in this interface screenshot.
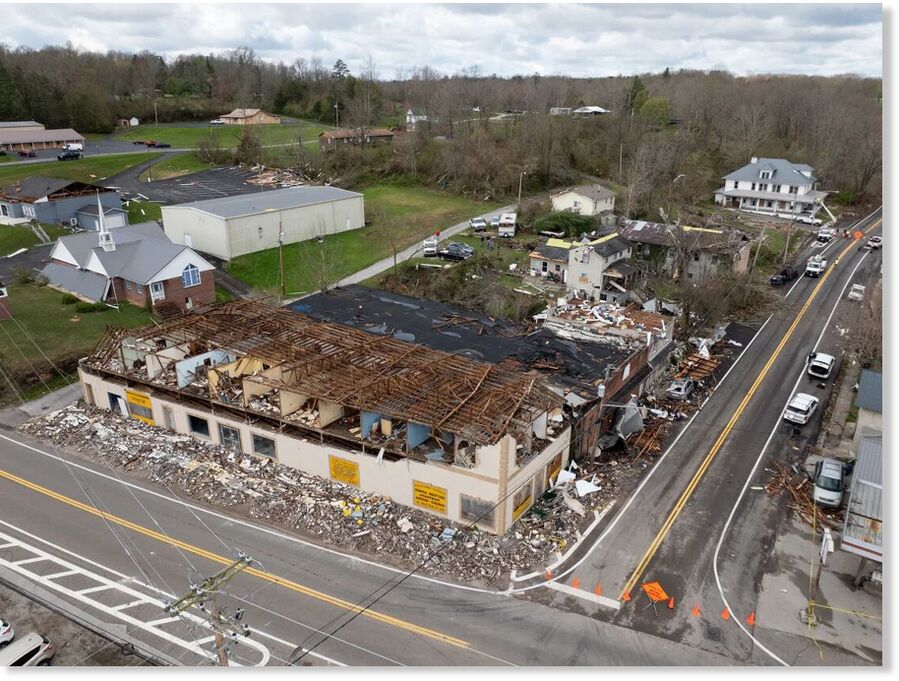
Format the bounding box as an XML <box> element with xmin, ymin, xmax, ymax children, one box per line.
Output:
<box><xmin>513</xmin><ymin>494</ymin><xmax>533</xmax><ymax>520</ymax></box>
<box><xmin>412</xmin><ymin>480</ymin><xmax>447</xmax><ymax>513</ymax></box>
<box><xmin>125</xmin><ymin>389</ymin><xmax>155</xmax><ymax>425</ymax></box>
<box><xmin>329</xmin><ymin>456</ymin><xmax>360</xmax><ymax>486</ymax></box>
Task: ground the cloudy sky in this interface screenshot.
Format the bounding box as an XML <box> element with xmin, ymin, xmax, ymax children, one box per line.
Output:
<box><xmin>0</xmin><ymin>2</ymin><xmax>883</xmax><ymax>78</ymax></box>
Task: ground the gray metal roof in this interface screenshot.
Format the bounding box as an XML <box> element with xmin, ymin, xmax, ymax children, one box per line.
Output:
<box><xmin>555</xmin><ymin>183</ymin><xmax>615</xmax><ymax>202</ymax></box>
<box><xmin>530</xmin><ymin>244</ymin><xmax>570</xmax><ymax>262</ymax></box>
<box><xmin>593</xmin><ymin>235</ymin><xmax>631</xmax><ymax>258</ymax></box>
<box><xmin>856</xmin><ymin>369</ymin><xmax>882</xmax><ymax>413</ymax></box>
<box><xmin>0</xmin><ymin>128</ymin><xmax>84</xmax><ymax>145</ymax></box>
<box><xmin>56</xmin><ymin>222</ymin><xmax>165</xmax><ymax>268</ymax></box>
<box><xmin>723</xmin><ymin>158</ymin><xmax>816</xmax><ymax>185</ymax></box>
<box><xmin>40</xmin><ymin>262</ymin><xmax>108</xmax><ymax>301</ymax></box>
<box><xmin>0</xmin><ymin>176</ymin><xmax>92</xmax><ymax>202</ymax></box>
<box><xmin>0</xmin><ymin>121</ymin><xmax>43</xmax><ymax>129</ymax></box>
<box><xmin>75</xmin><ymin>204</ymin><xmax>126</xmax><ymax>216</ymax></box>
<box><xmin>842</xmin><ymin>436</ymin><xmax>882</xmax><ymax>561</ymax></box>
<box><xmin>168</xmin><ymin>186</ymin><xmax>363</xmax><ymax>219</ymax></box>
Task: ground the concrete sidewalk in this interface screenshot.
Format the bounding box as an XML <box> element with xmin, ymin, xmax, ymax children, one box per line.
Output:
<box><xmin>0</xmin><ymin>382</ymin><xmax>82</xmax><ymax>428</ymax></box>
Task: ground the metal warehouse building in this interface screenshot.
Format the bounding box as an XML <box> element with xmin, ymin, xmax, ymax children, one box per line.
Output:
<box><xmin>160</xmin><ymin>186</ymin><xmax>365</xmax><ymax>260</ymax></box>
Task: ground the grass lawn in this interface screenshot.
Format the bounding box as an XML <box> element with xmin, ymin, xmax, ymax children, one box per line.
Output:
<box><xmin>0</xmin><ymin>152</ymin><xmax>163</xmax><ymax>185</ymax></box>
<box><xmin>0</xmin><ymin>224</ymin><xmax>63</xmax><ymax>256</ymax></box>
<box><xmin>111</xmin><ymin>121</ymin><xmax>330</xmax><ymax>148</ymax></box>
<box><xmin>0</xmin><ymin>283</ymin><xmax>152</xmax><ymax>378</ymax></box>
<box><xmin>126</xmin><ymin>200</ymin><xmax>163</xmax><ymax>224</ymax></box>
<box><xmin>139</xmin><ymin>152</ymin><xmax>212</xmax><ymax>181</ymax></box>
<box><xmin>227</xmin><ymin>184</ymin><xmax>501</xmax><ymax>294</ymax></box>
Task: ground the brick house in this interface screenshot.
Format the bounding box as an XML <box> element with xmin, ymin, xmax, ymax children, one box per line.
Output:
<box><xmin>40</xmin><ymin>211</ymin><xmax>215</xmax><ymax>313</ymax></box>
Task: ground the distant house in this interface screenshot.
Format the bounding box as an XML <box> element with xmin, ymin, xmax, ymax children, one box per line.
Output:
<box><xmin>620</xmin><ymin>220</ymin><xmax>751</xmax><ymax>281</ymax></box>
<box><xmin>549</xmin><ymin>107</ymin><xmax>572</xmax><ymax>116</ymax></box>
<box><xmin>852</xmin><ymin>370</ymin><xmax>882</xmax><ymax>453</ymax></box>
<box><xmin>405</xmin><ymin>109</ymin><xmax>429</xmax><ymax>130</ymax></box>
<box><xmin>0</xmin><ymin>280</ymin><xmax>10</xmax><ymax>320</ymax></box>
<box><xmin>714</xmin><ymin>157</ymin><xmax>827</xmax><ymax>219</ymax></box>
<box><xmin>551</xmin><ymin>183</ymin><xmax>616</xmax><ymax>216</ymax></box>
<box><xmin>219</xmin><ymin>108</ymin><xmax>281</xmax><ymax>125</ymax></box>
<box><xmin>318</xmin><ymin>128</ymin><xmax>395</xmax><ymax>152</ymax></box>
<box><xmin>0</xmin><ymin>121</ymin><xmax>45</xmax><ymax>131</ymax></box>
<box><xmin>0</xmin><ymin>177</ymin><xmax>125</xmax><ymax>228</ymax></box>
<box><xmin>0</xmin><ymin>127</ymin><xmax>84</xmax><ymax>152</ymax></box>
<box><xmin>41</xmin><ymin>216</ymin><xmax>215</xmax><ymax>313</ymax></box>
<box><xmin>573</xmin><ymin>106</ymin><xmax>610</xmax><ymax>116</ymax></box>
<box><xmin>530</xmin><ymin>233</ymin><xmax>635</xmax><ymax>301</ymax></box>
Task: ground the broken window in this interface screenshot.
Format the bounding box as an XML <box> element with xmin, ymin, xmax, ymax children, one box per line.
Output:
<box><xmin>219</xmin><ymin>424</ymin><xmax>242</xmax><ymax>452</ymax></box>
<box><xmin>188</xmin><ymin>414</ymin><xmax>210</xmax><ymax>437</ymax></box>
<box><xmin>252</xmin><ymin>434</ymin><xmax>276</xmax><ymax>458</ymax></box>
<box><xmin>460</xmin><ymin>494</ymin><xmax>496</xmax><ymax>528</ymax></box>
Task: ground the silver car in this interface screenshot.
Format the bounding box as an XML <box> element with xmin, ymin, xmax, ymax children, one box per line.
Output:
<box><xmin>812</xmin><ymin>458</ymin><xmax>844</xmax><ymax>508</ymax></box>
<box><xmin>0</xmin><ymin>632</ymin><xmax>54</xmax><ymax>666</ymax></box>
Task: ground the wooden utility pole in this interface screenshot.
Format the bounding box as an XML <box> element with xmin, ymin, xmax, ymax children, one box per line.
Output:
<box><xmin>783</xmin><ymin>218</ymin><xmax>794</xmax><ymax>264</ymax></box>
<box><xmin>154</xmin><ymin>101</ymin><xmax>159</xmax><ymax>128</ymax></box>
<box><xmin>278</xmin><ymin>220</ymin><xmax>286</xmax><ymax>298</ymax></box>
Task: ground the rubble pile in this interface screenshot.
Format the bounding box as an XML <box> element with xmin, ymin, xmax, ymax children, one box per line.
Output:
<box><xmin>18</xmin><ymin>406</ymin><xmax>628</xmax><ymax>587</ymax></box>
<box><xmin>247</xmin><ymin>162</ymin><xmax>333</xmax><ymax>188</ymax></box>
<box><xmin>764</xmin><ymin>459</ymin><xmax>843</xmax><ymax>530</ymax></box>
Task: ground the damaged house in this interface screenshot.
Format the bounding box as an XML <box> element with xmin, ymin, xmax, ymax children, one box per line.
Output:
<box><xmin>79</xmin><ymin>301</ymin><xmax>570</xmax><ymax>534</ymax></box>
<box><xmin>0</xmin><ymin>177</ymin><xmax>125</xmax><ymax>228</ymax></box>
<box><xmin>295</xmin><ymin>285</ymin><xmax>673</xmax><ymax>463</ymax></box>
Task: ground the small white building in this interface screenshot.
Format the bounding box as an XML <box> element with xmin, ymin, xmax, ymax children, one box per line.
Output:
<box><xmin>573</xmin><ymin>106</ymin><xmax>610</xmax><ymax>116</ymax></box>
<box><xmin>714</xmin><ymin>157</ymin><xmax>828</xmax><ymax>219</ymax></box>
<box><xmin>551</xmin><ymin>184</ymin><xmax>616</xmax><ymax>216</ymax></box>
<box><xmin>405</xmin><ymin>109</ymin><xmax>429</xmax><ymax>130</ymax></box>
<box><xmin>161</xmin><ymin>186</ymin><xmax>365</xmax><ymax>260</ymax></box>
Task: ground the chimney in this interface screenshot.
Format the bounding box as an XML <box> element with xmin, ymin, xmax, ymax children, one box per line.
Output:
<box><xmin>750</xmin><ymin>156</ymin><xmax>758</xmax><ymax>164</ymax></box>
<box><xmin>96</xmin><ymin>191</ymin><xmax>115</xmax><ymax>252</ymax></box>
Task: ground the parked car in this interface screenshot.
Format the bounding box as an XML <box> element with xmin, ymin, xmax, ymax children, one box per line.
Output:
<box><xmin>797</xmin><ymin>215</ymin><xmax>823</xmax><ymax>226</ymax></box>
<box><xmin>17</xmin><ymin>150</ymin><xmax>36</xmax><ymax>158</ymax></box>
<box><xmin>807</xmin><ymin>352</ymin><xmax>836</xmax><ymax>380</ymax></box>
<box><xmin>154</xmin><ymin>142</ymin><xmax>172</xmax><ymax>148</ymax></box>
<box><xmin>0</xmin><ymin>618</ymin><xmax>13</xmax><ymax>647</ymax></box>
<box><xmin>847</xmin><ymin>283</ymin><xmax>865</xmax><ymax>302</ymax></box>
<box><xmin>63</xmin><ymin>142</ymin><xmax>83</xmax><ymax>152</ymax></box>
<box><xmin>422</xmin><ymin>236</ymin><xmax>439</xmax><ymax>256</ymax></box>
<box><xmin>665</xmin><ymin>378</ymin><xmax>696</xmax><ymax>401</ymax></box>
<box><xmin>783</xmin><ymin>392</ymin><xmax>819</xmax><ymax>425</ymax></box>
<box><xmin>0</xmin><ymin>632</ymin><xmax>54</xmax><ymax>666</ymax></box>
<box><xmin>132</xmin><ymin>140</ymin><xmax>148</xmax><ymax>145</ymax></box>
<box><xmin>866</xmin><ymin>235</ymin><xmax>882</xmax><ymax>250</ymax></box>
<box><xmin>469</xmin><ymin>217</ymin><xmax>487</xmax><ymax>232</ymax></box>
<box><xmin>488</xmin><ymin>215</ymin><xmax>501</xmax><ymax>229</ymax></box>
<box><xmin>811</xmin><ymin>458</ymin><xmax>845</xmax><ymax>508</ymax></box>
<box><xmin>769</xmin><ymin>267</ymin><xmax>799</xmax><ymax>286</ymax></box>
<box><xmin>816</xmin><ymin>227</ymin><xmax>835</xmax><ymax>242</ymax></box>
<box><xmin>210</xmin><ymin>119</ymin><xmax>225</xmax><ymax>125</ymax></box>
<box><xmin>804</xmin><ymin>255</ymin><xmax>827</xmax><ymax>277</ymax></box>
<box><xmin>57</xmin><ymin>150</ymin><xmax>83</xmax><ymax>161</ymax></box>
<box><xmin>449</xmin><ymin>241</ymin><xmax>474</xmax><ymax>255</ymax></box>
<box><xmin>438</xmin><ymin>242</ymin><xmax>474</xmax><ymax>261</ymax></box>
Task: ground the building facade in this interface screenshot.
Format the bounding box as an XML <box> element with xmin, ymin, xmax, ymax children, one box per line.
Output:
<box><xmin>161</xmin><ymin>186</ymin><xmax>365</xmax><ymax>260</ymax></box>
<box><xmin>713</xmin><ymin>157</ymin><xmax>828</xmax><ymax>218</ymax></box>
<box><xmin>318</xmin><ymin>128</ymin><xmax>395</xmax><ymax>151</ymax></box>
<box><xmin>0</xmin><ymin>128</ymin><xmax>84</xmax><ymax>152</ymax></box>
<box><xmin>550</xmin><ymin>184</ymin><xmax>616</xmax><ymax>216</ymax></box>
<box><xmin>219</xmin><ymin>108</ymin><xmax>281</xmax><ymax>125</ymax></box>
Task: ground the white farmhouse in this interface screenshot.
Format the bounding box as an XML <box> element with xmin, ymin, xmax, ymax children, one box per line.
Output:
<box><xmin>161</xmin><ymin>186</ymin><xmax>365</xmax><ymax>260</ymax></box>
<box><xmin>714</xmin><ymin>157</ymin><xmax>829</xmax><ymax>219</ymax></box>
<box><xmin>551</xmin><ymin>183</ymin><xmax>615</xmax><ymax>217</ymax></box>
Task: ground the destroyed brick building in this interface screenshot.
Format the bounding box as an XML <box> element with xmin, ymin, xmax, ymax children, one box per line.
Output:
<box><xmin>296</xmin><ymin>286</ymin><xmax>674</xmax><ymax>461</ymax></box>
<box><xmin>78</xmin><ymin>301</ymin><xmax>571</xmax><ymax>535</ymax></box>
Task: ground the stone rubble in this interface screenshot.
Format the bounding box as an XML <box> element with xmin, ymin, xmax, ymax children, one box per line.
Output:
<box><xmin>19</xmin><ymin>406</ymin><xmax>644</xmax><ymax>588</ymax></box>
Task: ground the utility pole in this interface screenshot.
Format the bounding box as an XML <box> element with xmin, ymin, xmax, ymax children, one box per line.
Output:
<box><xmin>334</xmin><ymin>102</ymin><xmax>340</xmax><ymax>128</ymax></box>
<box><xmin>146</xmin><ymin>145</ymin><xmax>152</xmax><ymax>183</ymax></box>
<box><xmin>278</xmin><ymin>225</ymin><xmax>286</xmax><ymax>298</ymax></box>
<box><xmin>783</xmin><ymin>217</ymin><xmax>795</xmax><ymax>264</ymax></box>
<box><xmin>618</xmin><ymin>142</ymin><xmax>623</xmax><ymax>180</ymax></box>
<box><xmin>750</xmin><ymin>224</ymin><xmax>766</xmax><ymax>275</ymax></box>
<box><xmin>517</xmin><ymin>171</ymin><xmax>526</xmax><ymax>214</ymax></box>
<box><xmin>165</xmin><ymin>552</ymin><xmax>253</xmax><ymax>666</ymax></box>
<box><xmin>154</xmin><ymin>101</ymin><xmax>159</xmax><ymax>128</ymax></box>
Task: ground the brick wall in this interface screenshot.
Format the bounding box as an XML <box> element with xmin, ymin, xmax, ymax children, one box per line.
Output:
<box><xmin>109</xmin><ymin>278</ymin><xmax>148</xmax><ymax>307</ymax></box>
<box><xmin>153</xmin><ymin>271</ymin><xmax>216</xmax><ymax>311</ymax></box>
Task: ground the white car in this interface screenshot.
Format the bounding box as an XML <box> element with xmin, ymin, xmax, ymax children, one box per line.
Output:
<box><xmin>422</xmin><ymin>236</ymin><xmax>439</xmax><ymax>256</ymax></box>
<box><xmin>797</xmin><ymin>215</ymin><xmax>823</xmax><ymax>226</ymax></box>
<box><xmin>848</xmin><ymin>283</ymin><xmax>865</xmax><ymax>302</ymax></box>
<box><xmin>0</xmin><ymin>632</ymin><xmax>54</xmax><ymax>666</ymax></box>
<box><xmin>209</xmin><ymin>118</ymin><xmax>225</xmax><ymax>125</ymax></box>
<box><xmin>866</xmin><ymin>236</ymin><xmax>882</xmax><ymax>250</ymax></box>
<box><xmin>665</xmin><ymin>378</ymin><xmax>696</xmax><ymax>401</ymax></box>
<box><xmin>0</xmin><ymin>618</ymin><xmax>13</xmax><ymax>647</ymax></box>
<box><xmin>807</xmin><ymin>353</ymin><xmax>836</xmax><ymax>380</ymax></box>
<box><xmin>816</xmin><ymin>227</ymin><xmax>834</xmax><ymax>242</ymax></box>
<box><xmin>783</xmin><ymin>392</ymin><xmax>819</xmax><ymax>425</ymax></box>
<box><xmin>469</xmin><ymin>217</ymin><xmax>487</xmax><ymax>232</ymax></box>
<box><xmin>812</xmin><ymin>458</ymin><xmax>844</xmax><ymax>508</ymax></box>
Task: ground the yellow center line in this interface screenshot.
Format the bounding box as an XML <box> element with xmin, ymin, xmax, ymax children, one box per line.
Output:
<box><xmin>620</xmin><ymin>219</ymin><xmax>881</xmax><ymax>598</ymax></box>
<box><xmin>0</xmin><ymin>466</ymin><xmax>469</xmax><ymax>649</ymax></box>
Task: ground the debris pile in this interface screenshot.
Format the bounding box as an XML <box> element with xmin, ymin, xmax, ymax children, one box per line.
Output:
<box><xmin>764</xmin><ymin>459</ymin><xmax>843</xmax><ymax>530</ymax></box>
<box><xmin>18</xmin><ymin>406</ymin><xmax>628</xmax><ymax>587</ymax></box>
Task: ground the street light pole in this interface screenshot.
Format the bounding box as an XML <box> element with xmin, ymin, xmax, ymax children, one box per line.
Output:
<box><xmin>517</xmin><ymin>171</ymin><xmax>526</xmax><ymax>214</ymax></box>
<box><xmin>334</xmin><ymin>103</ymin><xmax>340</xmax><ymax>128</ymax></box>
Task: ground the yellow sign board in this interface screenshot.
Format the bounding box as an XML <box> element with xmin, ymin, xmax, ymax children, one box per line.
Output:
<box><xmin>329</xmin><ymin>456</ymin><xmax>360</xmax><ymax>486</ymax></box>
<box><xmin>513</xmin><ymin>494</ymin><xmax>533</xmax><ymax>521</ymax></box>
<box><xmin>125</xmin><ymin>389</ymin><xmax>155</xmax><ymax>425</ymax></box>
<box><xmin>412</xmin><ymin>480</ymin><xmax>447</xmax><ymax>513</ymax></box>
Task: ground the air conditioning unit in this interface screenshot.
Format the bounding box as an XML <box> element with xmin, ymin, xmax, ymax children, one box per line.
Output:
<box><xmin>69</xmin><ymin>217</ymin><xmax>78</xmax><ymax>227</ymax></box>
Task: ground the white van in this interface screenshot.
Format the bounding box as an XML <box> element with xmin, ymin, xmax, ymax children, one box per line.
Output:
<box><xmin>63</xmin><ymin>142</ymin><xmax>84</xmax><ymax>152</ymax></box>
<box><xmin>0</xmin><ymin>632</ymin><xmax>54</xmax><ymax>666</ymax></box>
<box><xmin>807</xmin><ymin>353</ymin><xmax>835</xmax><ymax>380</ymax></box>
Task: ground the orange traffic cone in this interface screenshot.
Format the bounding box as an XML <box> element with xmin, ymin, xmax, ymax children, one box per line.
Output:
<box><xmin>545</xmin><ymin>569</ymin><xmax>553</xmax><ymax>580</ymax></box>
<box><xmin>720</xmin><ymin>608</ymin><xmax>730</xmax><ymax>620</ymax></box>
<box><xmin>746</xmin><ymin>611</ymin><xmax>756</xmax><ymax>627</ymax></box>
<box><xmin>594</xmin><ymin>584</ymin><xmax>603</xmax><ymax>597</ymax></box>
<box><xmin>668</xmin><ymin>597</ymin><xmax>675</xmax><ymax>609</ymax></box>
<box><xmin>621</xmin><ymin>590</ymin><xmax>632</xmax><ymax>602</ymax></box>
<box><xmin>691</xmin><ymin>603</ymin><xmax>701</xmax><ymax>617</ymax></box>
<box><xmin>571</xmin><ymin>577</ymin><xmax>581</xmax><ymax>590</ymax></box>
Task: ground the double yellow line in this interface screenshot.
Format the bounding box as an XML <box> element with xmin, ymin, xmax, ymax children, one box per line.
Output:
<box><xmin>619</xmin><ymin>219</ymin><xmax>881</xmax><ymax>599</ymax></box>
<box><xmin>0</xmin><ymin>465</ymin><xmax>469</xmax><ymax>650</ymax></box>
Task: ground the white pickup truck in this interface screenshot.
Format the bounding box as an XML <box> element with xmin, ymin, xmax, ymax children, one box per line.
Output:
<box><xmin>816</xmin><ymin>226</ymin><xmax>835</xmax><ymax>242</ymax></box>
<box><xmin>805</xmin><ymin>255</ymin><xmax>827</xmax><ymax>277</ymax></box>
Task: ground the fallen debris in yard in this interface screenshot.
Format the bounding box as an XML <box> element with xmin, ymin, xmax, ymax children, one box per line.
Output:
<box><xmin>764</xmin><ymin>459</ymin><xmax>843</xmax><ymax>530</ymax></box>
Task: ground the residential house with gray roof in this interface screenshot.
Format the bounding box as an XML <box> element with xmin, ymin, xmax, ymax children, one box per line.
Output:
<box><xmin>714</xmin><ymin>157</ymin><xmax>828</xmax><ymax>219</ymax></box>
<box><xmin>41</xmin><ymin>210</ymin><xmax>215</xmax><ymax>313</ymax></box>
<box><xmin>551</xmin><ymin>183</ymin><xmax>616</xmax><ymax>217</ymax></box>
<box><xmin>0</xmin><ymin>177</ymin><xmax>124</xmax><ymax>227</ymax></box>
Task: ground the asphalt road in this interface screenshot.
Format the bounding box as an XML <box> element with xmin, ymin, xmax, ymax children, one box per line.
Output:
<box><xmin>540</xmin><ymin>208</ymin><xmax>882</xmax><ymax>663</ymax></box>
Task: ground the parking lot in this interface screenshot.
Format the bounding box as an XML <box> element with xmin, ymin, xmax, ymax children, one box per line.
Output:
<box><xmin>105</xmin><ymin>163</ymin><xmax>264</xmax><ymax>205</ymax></box>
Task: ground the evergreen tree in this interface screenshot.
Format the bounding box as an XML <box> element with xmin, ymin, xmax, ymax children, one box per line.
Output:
<box><xmin>331</xmin><ymin>59</ymin><xmax>350</xmax><ymax>79</ymax></box>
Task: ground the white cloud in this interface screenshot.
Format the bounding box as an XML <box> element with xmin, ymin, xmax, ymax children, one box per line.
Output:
<box><xmin>0</xmin><ymin>2</ymin><xmax>882</xmax><ymax>78</ymax></box>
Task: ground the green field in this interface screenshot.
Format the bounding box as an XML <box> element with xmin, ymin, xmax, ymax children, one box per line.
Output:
<box><xmin>139</xmin><ymin>152</ymin><xmax>212</xmax><ymax>181</ymax></box>
<box><xmin>227</xmin><ymin>185</ymin><xmax>500</xmax><ymax>295</ymax></box>
<box><xmin>0</xmin><ymin>224</ymin><xmax>69</xmax><ymax>257</ymax></box>
<box><xmin>0</xmin><ymin>283</ymin><xmax>152</xmax><ymax>378</ymax></box>
<box><xmin>126</xmin><ymin>200</ymin><xmax>163</xmax><ymax>224</ymax></box>
<box><xmin>0</xmin><ymin>153</ymin><xmax>162</xmax><ymax>186</ymax></box>
<box><xmin>111</xmin><ymin>121</ymin><xmax>331</xmax><ymax>148</ymax></box>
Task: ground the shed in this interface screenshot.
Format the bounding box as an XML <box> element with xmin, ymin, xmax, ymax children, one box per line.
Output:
<box><xmin>160</xmin><ymin>185</ymin><xmax>365</xmax><ymax>260</ymax></box>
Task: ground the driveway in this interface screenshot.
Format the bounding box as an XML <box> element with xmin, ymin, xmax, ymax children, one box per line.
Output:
<box><xmin>0</xmin><ymin>243</ymin><xmax>54</xmax><ymax>281</ymax></box>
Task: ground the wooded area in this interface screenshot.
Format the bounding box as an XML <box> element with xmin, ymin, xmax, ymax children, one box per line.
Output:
<box><xmin>0</xmin><ymin>44</ymin><xmax>882</xmax><ymax>217</ymax></box>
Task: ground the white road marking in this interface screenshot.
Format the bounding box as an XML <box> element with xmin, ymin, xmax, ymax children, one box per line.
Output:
<box><xmin>544</xmin><ymin>580</ymin><xmax>622</xmax><ymax>610</ymax></box>
<box><xmin>112</xmin><ymin>598</ymin><xmax>149</xmax><ymax>611</ymax></box>
<box><xmin>712</xmin><ymin>246</ymin><xmax>873</xmax><ymax>667</ymax></box>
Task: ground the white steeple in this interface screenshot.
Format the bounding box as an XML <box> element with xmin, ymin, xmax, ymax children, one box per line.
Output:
<box><xmin>96</xmin><ymin>191</ymin><xmax>115</xmax><ymax>252</ymax></box>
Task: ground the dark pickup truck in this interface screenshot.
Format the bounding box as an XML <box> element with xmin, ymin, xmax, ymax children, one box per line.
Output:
<box><xmin>769</xmin><ymin>267</ymin><xmax>799</xmax><ymax>286</ymax></box>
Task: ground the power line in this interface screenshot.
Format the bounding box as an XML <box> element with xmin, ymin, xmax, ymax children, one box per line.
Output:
<box><xmin>8</xmin><ymin>316</ymin><xmax>73</xmax><ymax>385</ymax></box>
<box><xmin>0</xmin><ymin>322</ymin><xmax>51</xmax><ymax>395</ymax></box>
